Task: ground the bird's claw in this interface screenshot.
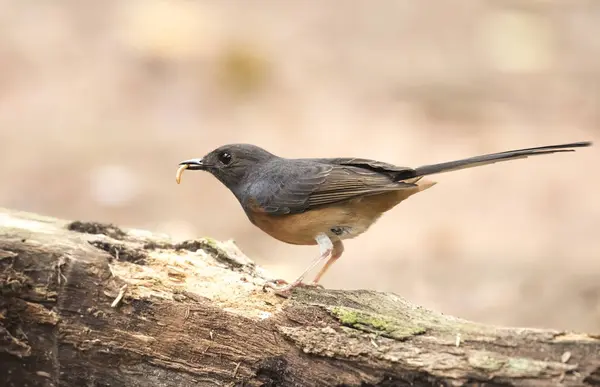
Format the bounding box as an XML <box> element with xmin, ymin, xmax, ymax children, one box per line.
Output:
<box><xmin>263</xmin><ymin>279</ymin><xmax>289</xmax><ymax>287</ymax></box>
<box><xmin>263</xmin><ymin>278</ymin><xmax>324</xmax><ymax>297</ymax></box>
<box><xmin>305</xmin><ymin>282</ymin><xmax>325</xmax><ymax>289</ymax></box>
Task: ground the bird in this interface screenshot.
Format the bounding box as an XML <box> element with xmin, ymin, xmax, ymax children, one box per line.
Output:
<box><xmin>176</xmin><ymin>141</ymin><xmax>591</xmax><ymax>294</ymax></box>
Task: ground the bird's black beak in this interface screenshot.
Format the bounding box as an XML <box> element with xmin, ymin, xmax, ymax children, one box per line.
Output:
<box><xmin>178</xmin><ymin>158</ymin><xmax>206</xmax><ymax>170</ymax></box>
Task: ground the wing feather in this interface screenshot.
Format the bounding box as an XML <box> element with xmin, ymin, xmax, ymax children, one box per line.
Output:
<box><xmin>247</xmin><ymin>159</ymin><xmax>416</xmax><ymax>215</ymax></box>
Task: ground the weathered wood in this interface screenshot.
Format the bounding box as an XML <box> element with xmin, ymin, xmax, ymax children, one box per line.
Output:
<box><xmin>0</xmin><ymin>207</ymin><xmax>599</xmax><ymax>387</ymax></box>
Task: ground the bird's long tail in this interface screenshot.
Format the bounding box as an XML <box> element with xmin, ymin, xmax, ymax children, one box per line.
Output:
<box><xmin>402</xmin><ymin>141</ymin><xmax>591</xmax><ymax>180</ymax></box>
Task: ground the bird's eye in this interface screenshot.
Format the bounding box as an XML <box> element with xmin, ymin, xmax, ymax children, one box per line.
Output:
<box><xmin>218</xmin><ymin>151</ymin><xmax>232</xmax><ymax>165</ymax></box>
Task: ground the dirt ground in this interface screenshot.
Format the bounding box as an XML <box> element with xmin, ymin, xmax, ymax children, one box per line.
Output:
<box><xmin>0</xmin><ymin>1</ymin><xmax>599</xmax><ymax>331</ymax></box>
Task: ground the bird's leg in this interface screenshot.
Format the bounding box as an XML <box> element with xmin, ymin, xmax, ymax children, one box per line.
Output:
<box><xmin>311</xmin><ymin>239</ymin><xmax>344</xmax><ymax>285</ymax></box>
<box><xmin>264</xmin><ymin>233</ymin><xmax>333</xmax><ymax>294</ymax></box>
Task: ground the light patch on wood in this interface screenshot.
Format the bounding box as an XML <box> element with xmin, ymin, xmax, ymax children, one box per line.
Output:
<box><xmin>107</xmin><ymin>241</ymin><xmax>283</xmax><ymax>321</ymax></box>
<box><xmin>553</xmin><ymin>333</ymin><xmax>600</xmax><ymax>343</ymax></box>
<box><xmin>0</xmin><ymin>213</ymin><xmax>57</xmax><ymax>234</ymax></box>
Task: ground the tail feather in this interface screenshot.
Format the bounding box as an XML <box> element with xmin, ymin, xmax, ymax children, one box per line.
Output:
<box><xmin>409</xmin><ymin>141</ymin><xmax>591</xmax><ymax>179</ymax></box>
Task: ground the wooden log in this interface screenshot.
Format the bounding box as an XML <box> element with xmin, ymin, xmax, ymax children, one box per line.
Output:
<box><xmin>0</xmin><ymin>207</ymin><xmax>598</xmax><ymax>386</ymax></box>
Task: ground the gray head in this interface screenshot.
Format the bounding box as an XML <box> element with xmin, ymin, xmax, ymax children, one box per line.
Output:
<box><xmin>178</xmin><ymin>144</ymin><xmax>277</xmax><ymax>193</ymax></box>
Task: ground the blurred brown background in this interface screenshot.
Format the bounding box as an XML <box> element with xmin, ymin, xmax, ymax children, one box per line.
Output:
<box><xmin>0</xmin><ymin>0</ymin><xmax>598</xmax><ymax>331</ymax></box>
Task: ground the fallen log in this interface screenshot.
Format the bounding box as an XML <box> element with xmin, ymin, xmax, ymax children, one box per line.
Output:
<box><xmin>0</xmin><ymin>207</ymin><xmax>598</xmax><ymax>386</ymax></box>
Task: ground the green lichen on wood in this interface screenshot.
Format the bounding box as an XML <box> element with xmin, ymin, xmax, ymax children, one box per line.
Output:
<box><xmin>467</xmin><ymin>350</ymin><xmax>564</xmax><ymax>378</ymax></box>
<box><xmin>200</xmin><ymin>237</ymin><xmax>219</xmax><ymax>250</ymax></box>
<box><xmin>468</xmin><ymin>351</ymin><xmax>506</xmax><ymax>372</ymax></box>
<box><xmin>505</xmin><ymin>356</ymin><xmax>549</xmax><ymax>377</ymax></box>
<box><xmin>329</xmin><ymin>306</ymin><xmax>426</xmax><ymax>340</ymax></box>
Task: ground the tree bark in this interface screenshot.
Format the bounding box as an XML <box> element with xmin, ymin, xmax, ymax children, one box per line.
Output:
<box><xmin>0</xmin><ymin>207</ymin><xmax>598</xmax><ymax>387</ymax></box>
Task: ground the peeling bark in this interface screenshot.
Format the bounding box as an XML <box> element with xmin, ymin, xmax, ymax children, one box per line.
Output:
<box><xmin>0</xmin><ymin>207</ymin><xmax>599</xmax><ymax>387</ymax></box>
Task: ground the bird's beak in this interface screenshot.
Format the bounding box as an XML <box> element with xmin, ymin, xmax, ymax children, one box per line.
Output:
<box><xmin>178</xmin><ymin>158</ymin><xmax>206</xmax><ymax>170</ymax></box>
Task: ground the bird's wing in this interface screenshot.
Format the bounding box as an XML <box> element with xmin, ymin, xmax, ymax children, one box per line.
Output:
<box><xmin>247</xmin><ymin>159</ymin><xmax>416</xmax><ymax>215</ymax></box>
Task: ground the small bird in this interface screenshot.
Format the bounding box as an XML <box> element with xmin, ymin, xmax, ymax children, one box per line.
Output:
<box><xmin>176</xmin><ymin>141</ymin><xmax>591</xmax><ymax>293</ymax></box>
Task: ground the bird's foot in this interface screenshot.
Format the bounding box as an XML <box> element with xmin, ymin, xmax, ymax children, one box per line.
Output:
<box><xmin>263</xmin><ymin>278</ymin><xmax>324</xmax><ymax>297</ymax></box>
